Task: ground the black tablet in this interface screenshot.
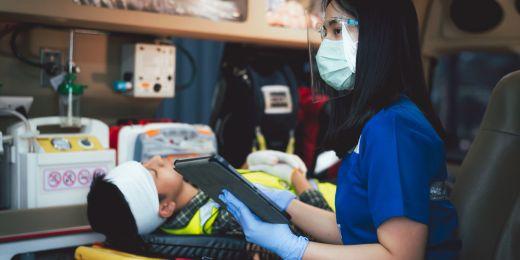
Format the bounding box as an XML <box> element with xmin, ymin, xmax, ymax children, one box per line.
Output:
<box><xmin>174</xmin><ymin>155</ymin><xmax>291</xmax><ymax>224</ymax></box>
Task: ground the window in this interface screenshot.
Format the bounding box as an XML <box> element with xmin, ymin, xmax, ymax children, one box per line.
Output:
<box><xmin>431</xmin><ymin>52</ymin><xmax>520</xmax><ymax>162</ymax></box>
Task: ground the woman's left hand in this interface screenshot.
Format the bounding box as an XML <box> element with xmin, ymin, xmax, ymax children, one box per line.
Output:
<box><xmin>219</xmin><ymin>190</ymin><xmax>309</xmax><ymax>260</ymax></box>
<box><xmin>255</xmin><ymin>184</ymin><xmax>296</xmax><ymax>210</ymax></box>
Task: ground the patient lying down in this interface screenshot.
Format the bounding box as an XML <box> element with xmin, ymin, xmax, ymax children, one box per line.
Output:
<box><xmin>87</xmin><ymin>152</ymin><xmax>335</xmax><ymax>253</ymax></box>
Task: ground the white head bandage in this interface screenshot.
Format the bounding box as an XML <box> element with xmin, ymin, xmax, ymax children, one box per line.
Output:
<box><xmin>105</xmin><ymin>161</ymin><xmax>165</xmax><ymax>235</ymax></box>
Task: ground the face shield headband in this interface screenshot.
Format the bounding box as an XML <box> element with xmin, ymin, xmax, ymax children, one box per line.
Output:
<box><xmin>307</xmin><ymin>16</ymin><xmax>359</xmax><ymax>103</ymax></box>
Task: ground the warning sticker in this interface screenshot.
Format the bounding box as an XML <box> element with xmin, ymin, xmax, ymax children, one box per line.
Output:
<box><xmin>78</xmin><ymin>170</ymin><xmax>91</xmax><ymax>185</ymax></box>
<box><xmin>43</xmin><ymin>166</ymin><xmax>108</xmax><ymax>191</ymax></box>
<box><xmin>63</xmin><ymin>171</ymin><xmax>76</xmax><ymax>187</ymax></box>
<box><xmin>48</xmin><ymin>172</ymin><xmax>62</xmax><ymax>188</ymax></box>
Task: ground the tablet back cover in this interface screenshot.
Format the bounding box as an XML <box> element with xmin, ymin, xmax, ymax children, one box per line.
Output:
<box><xmin>174</xmin><ymin>156</ymin><xmax>290</xmax><ymax>224</ymax></box>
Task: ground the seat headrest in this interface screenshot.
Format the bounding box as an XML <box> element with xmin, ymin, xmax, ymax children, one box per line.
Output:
<box><xmin>480</xmin><ymin>70</ymin><xmax>520</xmax><ymax>135</ymax></box>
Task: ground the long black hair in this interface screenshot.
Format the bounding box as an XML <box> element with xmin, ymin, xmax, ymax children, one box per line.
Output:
<box><xmin>322</xmin><ymin>0</ymin><xmax>445</xmax><ymax>158</ymax></box>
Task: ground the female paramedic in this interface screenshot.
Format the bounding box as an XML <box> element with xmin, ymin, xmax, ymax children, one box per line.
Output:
<box><xmin>219</xmin><ymin>0</ymin><xmax>460</xmax><ymax>259</ymax></box>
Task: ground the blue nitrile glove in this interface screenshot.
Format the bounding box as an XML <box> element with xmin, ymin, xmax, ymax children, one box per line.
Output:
<box><xmin>219</xmin><ymin>190</ymin><xmax>309</xmax><ymax>260</ymax></box>
<box><xmin>255</xmin><ymin>184</ymin><xmax>296</xmax><ymax>210</ymax></box>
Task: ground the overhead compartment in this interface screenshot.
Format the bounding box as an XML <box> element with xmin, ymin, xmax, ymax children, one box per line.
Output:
<box><xmin>0</xmin><ymin>0</ymin><xmax>319</xmax><ymax>48</ymax></box>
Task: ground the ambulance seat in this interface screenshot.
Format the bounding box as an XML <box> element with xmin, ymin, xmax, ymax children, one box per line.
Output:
<box><xmin>450</xmin><ymin>70</ymin><xmax>520</xmax><ymax>260</ymax></box>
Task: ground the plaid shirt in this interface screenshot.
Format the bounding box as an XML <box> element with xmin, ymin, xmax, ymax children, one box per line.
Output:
<box><xmin>161</xmin><ymin>189</ymin><xmax>333</xmax><ymax>235</ymax></box>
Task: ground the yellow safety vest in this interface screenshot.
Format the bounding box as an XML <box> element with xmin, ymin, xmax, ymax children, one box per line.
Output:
<box><xmin>161</xmin><ymin>170</ymin><xmax>336</xmax><ymax>235</ymax></box>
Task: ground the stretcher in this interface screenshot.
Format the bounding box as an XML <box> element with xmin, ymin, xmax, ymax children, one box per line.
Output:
<box><xmin>76</xmin><ymin>234</ymin><xmax>278</xmax><ymax>260</ymax></box>
<box><xmin>0</xmin><ymin>205</ymin><xmax>277</xmax><ymax>260</ymax></box>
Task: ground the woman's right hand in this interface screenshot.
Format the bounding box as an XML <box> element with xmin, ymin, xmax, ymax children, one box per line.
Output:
<box><xmin>220</xmin><ymin>190</ymin><xmax>309</xmax><ymax>260</ymax></box>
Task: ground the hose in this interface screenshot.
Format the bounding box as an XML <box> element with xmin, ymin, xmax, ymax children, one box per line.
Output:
<box><xmin>0</xmin><ymin>109</ymin><xmax>36</xmax><ymax>153</ymax></box>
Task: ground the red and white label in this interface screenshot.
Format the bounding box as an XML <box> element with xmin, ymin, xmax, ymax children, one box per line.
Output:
<box><xmin>63</xmin><ymin>171</ymin><xmax>76</xmax><ymax>187</ymax></box>
<box><xmin>43</xmin><ymin>166</ymin><xmax>108</xmax><ymax>191</ymax></box>
<box><xmin>47</xmin><ymin>172</ymin><xmax>62</xmax><ymax>188</ymax></box>
<box><xmin>78</xmin><ymin>170</ymin><xmax>91</xmax><ymax>185</ymax></box>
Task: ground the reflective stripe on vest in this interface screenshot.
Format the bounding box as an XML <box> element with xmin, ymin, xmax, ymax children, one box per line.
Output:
<box><xmin>161</xmin><ymin>202</ymin><xmax>219</xmax><ymax>235</ymax></box>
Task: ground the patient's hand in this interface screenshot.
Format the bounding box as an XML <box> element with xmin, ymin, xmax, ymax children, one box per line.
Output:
<box><xmin>249</xmin><ymin>163</ymin><xmax>297</xmax><ymax>183</ymax></box>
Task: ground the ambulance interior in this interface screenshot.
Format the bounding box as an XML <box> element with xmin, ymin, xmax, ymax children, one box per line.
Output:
<box><xmin>0</xmin><ymin>0</ymin><xmax>518</xmax><ymax>259</ymax></box>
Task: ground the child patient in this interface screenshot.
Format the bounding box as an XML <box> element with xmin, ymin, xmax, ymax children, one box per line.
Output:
<box><xmin>87</xmin><ymin>151</ymin><xmax>335</xmax><ymax>252</ymax></box>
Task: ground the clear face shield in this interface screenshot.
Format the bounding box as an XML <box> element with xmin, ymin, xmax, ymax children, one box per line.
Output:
<box><xmin>307</xmin><ymin>16</ymin><xmax>359</xmax><ymax>102</ymax></box>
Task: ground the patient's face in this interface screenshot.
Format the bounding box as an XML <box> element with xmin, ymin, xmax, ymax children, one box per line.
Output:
<box><xmin>143</xmin><ymin>156</ymin><xmax>184</xmax><ymax>202</ymax></box>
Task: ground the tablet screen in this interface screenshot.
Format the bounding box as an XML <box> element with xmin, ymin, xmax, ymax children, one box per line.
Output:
<box><xmin>174</xmin><ymin>155</ymin><xmax>290</xmax><ymax>224</ymax></box>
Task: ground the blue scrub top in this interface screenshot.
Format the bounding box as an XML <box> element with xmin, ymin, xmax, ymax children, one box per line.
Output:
<box><xmin>335</xmin><ymin>96</ymin><xmax>460</xmax><ymax>259</ymax></box>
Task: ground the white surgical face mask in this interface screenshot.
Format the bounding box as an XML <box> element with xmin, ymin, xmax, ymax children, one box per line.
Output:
<box><xmin>315</xmin><ymin>23</ymin><xmax>358</xmax><ymax>91</ymax></box>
